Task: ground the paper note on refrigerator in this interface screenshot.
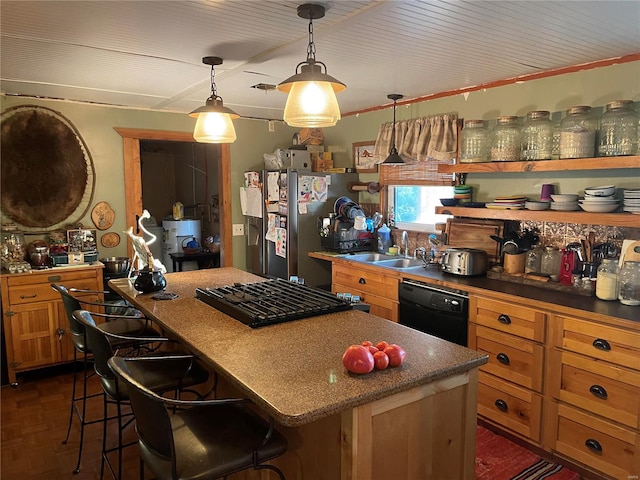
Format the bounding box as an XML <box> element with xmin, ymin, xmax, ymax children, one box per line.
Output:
<box><xmin>240</xmin><ymin>186</ymin><xmax>262</xmax><ymax>218</ymax></box>
<box><xmin>276</xmin><ymin>227</ymin><xmax>287</xmax><ymax>258</ymax></box>
<box><xmin>266</xmin><ymin>213</ymin><xmax>277</xmax><ymax>242</ymax></box>
<box><xmin>267</xmin><ymin>171</ymin><xmax>280</xmax><ymax>202</ymax></box>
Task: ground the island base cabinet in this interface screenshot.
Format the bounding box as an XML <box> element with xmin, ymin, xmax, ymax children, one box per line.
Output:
<box><xmin>229</xmin><ymin>370</ymin><xmax>480</xmax><ymax>480</ymax></box>
<box><xmin>545</xmin><ymin>402</ymin><xmax>640</xmax><ymax>480</ymax></box>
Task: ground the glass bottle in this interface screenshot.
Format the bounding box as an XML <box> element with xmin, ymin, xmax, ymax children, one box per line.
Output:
<box><xmin>597</xmin><ymin>100</ymin><xmax>639</xmax><ymax>157</ymax></box>
<box><xmin>559</xmin><ymin>106</ymin><xmax>597</xmax><ymax>159</ymax></box>
<box><xmin>525</xmin><ymin>245</ymin><xmax>544</xmax><ymax>274</ymax></box>
<box><xmin>540</xmin><ymin>246</ymin><xmax>561</xmax><ymax>280</ymax></box>
<box><xmin>595</xmin><ymin>258</ymin><xmax>619</xmax><ymax>301</ymax></box>
<box><xmin>521</xmin><ymin>110</ymin><xmax>554</xmax><ymax>160</ymax></box>
<box><xmin>460</xmin><ymin>120</ymin><xmax>489</xmax><ymax>163</ymax></box>
<box><xmin>618</xmin><ymin>261</ymin><xmax>640</xmax><ymax>306</ymax></box>
<box><xmin>490</xmin><ymin>116</ymin><xmax>521</xmax><ymax>162</ymax></box>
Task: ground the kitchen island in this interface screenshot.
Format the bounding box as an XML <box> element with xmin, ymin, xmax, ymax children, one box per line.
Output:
<box><xmin>109</xmin><ymin>268</ymin><xmax>488</xmax><ymax>480</ymax></box>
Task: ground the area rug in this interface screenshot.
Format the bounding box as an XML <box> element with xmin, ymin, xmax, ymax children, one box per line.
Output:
<box><xmin>475</xmin><ymin>426</ymin><xmax>580</xmax><ymax>480</ymax></box>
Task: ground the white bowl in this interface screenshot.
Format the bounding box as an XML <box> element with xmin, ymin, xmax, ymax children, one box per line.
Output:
<box><xmin>579</xmin><ymin>202</ymin><xmax>620</xmax><ymax>213</ymax></box>
<box><xmin>584</xmin><ymin>185</ymin><xmax>616</xmax><ymax>197</ymax></box>
<box><xmin>525</xmin><ymin>201</ymin><xmax>550</xmax><ymax>211</ymax></box>
<box><xmin>551</xmin><ymin>194</ymin><xmax>579</xmax><ymax>202</ymax></box>
<box><xmin>579</xmin><ymin>197</ymin><xmax>618</xmax><ymax>203</ymax></box>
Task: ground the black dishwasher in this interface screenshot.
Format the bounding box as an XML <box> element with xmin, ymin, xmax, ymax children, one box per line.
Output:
<box><xmin>398</xmin><ymin>279</ymin><xmax>469</xmax><ymax>346</ymax></box>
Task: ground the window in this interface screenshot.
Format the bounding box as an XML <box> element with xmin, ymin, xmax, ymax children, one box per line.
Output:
<box><xmin>388</xmin><ymin>185</ymin><xmax>454</xmax><ymax>232</ymax></box>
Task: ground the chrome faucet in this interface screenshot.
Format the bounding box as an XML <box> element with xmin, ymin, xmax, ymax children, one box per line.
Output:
<box><xmin>401</xmin><ymin>231</ymin><xmax>409</xmax><ymax>258</ymax></box>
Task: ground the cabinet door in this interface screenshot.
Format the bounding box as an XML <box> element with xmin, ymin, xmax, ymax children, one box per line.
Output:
<box><xmin>333</xmin><ymin>282</ymin><xmax>397</xmax><ymax>321</ymax></box>
<box><xmin>7</xmin><ymin>302</ymin><xmax>58</xmax><ymax>371</ymax></box>
<box><xmin>332</xmin><ymin>265</ymin><xmax>398</xmax><ymax>300</ymax></box>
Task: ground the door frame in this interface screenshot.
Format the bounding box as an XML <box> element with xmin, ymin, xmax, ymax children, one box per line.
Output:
<box><xmin>114</xmin><ymin>128</ymin><xmax>232</xmax><ymax>267</ymax></box>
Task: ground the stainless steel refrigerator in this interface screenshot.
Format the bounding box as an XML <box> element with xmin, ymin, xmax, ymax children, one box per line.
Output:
<box><xmin>244</xmin><ymin>168</ymin><xmax>357</xmax><ymax>288</ymax></box>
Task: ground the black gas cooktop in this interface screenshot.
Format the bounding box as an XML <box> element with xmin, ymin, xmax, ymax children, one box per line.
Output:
<box><xmin>195</xmin><ymin>278</ymin><xmax>352</xmax><ymax>328</ymax></box>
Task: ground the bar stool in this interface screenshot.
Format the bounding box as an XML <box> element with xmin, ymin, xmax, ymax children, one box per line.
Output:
<box><xmin>52</xmin><ymin>283</ymin><xmax>161</xmax><ymax>474</ymax></box>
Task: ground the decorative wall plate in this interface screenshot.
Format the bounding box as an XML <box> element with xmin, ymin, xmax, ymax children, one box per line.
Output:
<box><xmin>100</xmin><ymin>232</ymin><xmax>120</xmax><ymax>248</ymax></box>
<box><xmin>91</xmin><ymin>201</ymin><xmax>115</xmax><ymax>230</ymax></box>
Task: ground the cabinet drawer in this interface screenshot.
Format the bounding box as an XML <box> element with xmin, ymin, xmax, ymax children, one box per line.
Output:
<box><xmin>8</xmin><ymin>278</ymin><xmax>100</xmax><ymax>305</ymax></box>
<box><xmin>550</xmin><ymin>315</ymin><xmax>640</xmax><ymax>371</ymax></box>
<box><xmin>477</xmin><ymin>371</ymin><xmax>542</xmax><ymax>441</ymax></box>
<box><xmin>549</xmin><ymin>350</ymin><xmax>640</xmax><ymax>429</ymax></box>
<box><xmin>470</xmin><ymin>324</ymin><xmax>544</xmax><ymax>392</ymax></box>
<box><xmin>547</xmin><ymin>402</ymin><xmax>638</xmax><ymax>480</ymax></box>
<box><xmin>333</xmin><ymin>282</ymin><xmax>397</xmax><ymax>321</ymax></box>
<box><xmin>470</xmin><ymin>296</ymin><xmax>546</xmax><ymax>342</ymax></box>
<box><xmin>332</xmin><ymin>265</ymin><xmax>398</xmax><ymax>300</ymax></box>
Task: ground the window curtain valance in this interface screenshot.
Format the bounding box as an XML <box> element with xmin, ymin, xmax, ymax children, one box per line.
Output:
<box><xmin>372</xmin><ymin>113</ymin><xmax>458</xmax><ymax>164</ymax></box>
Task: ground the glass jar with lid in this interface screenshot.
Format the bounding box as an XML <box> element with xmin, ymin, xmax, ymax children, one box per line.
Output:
<box><xmin>559</xmin><ymin>105</ymin><xmax>597</xmax><ymax>159</ymax></box>
<box><xmin>521</xmin><ymin>110</ymin><xmax>554</xmax><ymax>160</ymax></box>
<box><xmin>597</xmin><ymin>100</ymin><xmax>639</xmax><ymax>157</ymax></box>
<box><xmin>618</xmin><ymin>261</ymin><xmax>640</xmax><ymax>306</ymax></box>
<box><xmin>490</xmin><ymin>116</ymin><xmax>521</xmax><ymax>162</ymax></box>
<box><xmin>460</xmin><ymin>119</ymin><xmax>489</xmax><ymax>163</ymax></box>
<box><xmin>540</xmin><ymin>246</ymin><xmax>561</xmax><ymax>280</ymax></box>
<box><xmin>525</xmin><ymin>244</ymin><xmax>544</xmax><ymax>274</ymax></box>
<box><xmin>595</xmin><ymin>258</ymin><xmax>619</xmax><ymax>301</ymax></box>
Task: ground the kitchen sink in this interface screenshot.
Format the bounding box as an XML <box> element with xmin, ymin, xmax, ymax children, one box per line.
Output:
<box><xmin>376</xmin><ymin>258</ymin><xmax>425</xmax><ymax>269</ymax></box>
<box><xmin>343</xmin><ymin>253</ymin><xmax>397</xmax><ymax>262</ymax></box>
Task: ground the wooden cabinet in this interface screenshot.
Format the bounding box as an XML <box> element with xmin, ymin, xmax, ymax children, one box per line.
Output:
<box><xmin>545</xmin><ymin>314</ymin><xmax>640</xmax><ymax>479</ymax></box>
<box><xmin>469</xmin><ymin>295</ymin><xmax>546</xmax><ymax>443</ymax></box>
<box><xmin>332</xmin><ymin>264</ymin><xmax>399</xmax><ymax>322</ymax></box>
<box><xmin>1</xmin><ymin>265</ymin><xmax>104</xmax><ymax>384</ymax></box>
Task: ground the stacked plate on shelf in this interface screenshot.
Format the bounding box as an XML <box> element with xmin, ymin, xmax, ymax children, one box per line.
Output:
<box><xmin>550</xmin><ymin>194</ymin><xmax>580</xmax><ymax>211</ymax></box>
<box><xmin>579</xmin><ymin>185</ymin><xmax>620</xmax><ymax>213</ymax></box>
<box><xmin>486</xmin><ymin>195</ymin><xmax>527</xmax><ymax>210</ymax></box>
<box><xmin>623</xmin><ymin>188</ymin><xmax>640</xmax><ymax>214</ymax></box>
<box><xmin>524</xmin><ymin>200</ymin><xmax>550</xmax><ymax>211</ymax></box>
<box><xmin>453</xmin><ymin>185</ymin><xmax>473</xmax><ymax>204</ymax></box>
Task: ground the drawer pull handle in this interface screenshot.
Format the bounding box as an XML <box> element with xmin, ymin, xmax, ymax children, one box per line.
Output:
<box><xmin>497</xmin><ymin>353</ymin><xmax>510</xmax><ymax>365</ymax></box>
<box><xmin>497</xmin><ymin>314</ymin><xmax>511</xmax><ymax>325</ymax></box>
<box><xmin>47</xmin><ymin>275</ymin><xmax>62</xmax><ymax>282</ymax></box>
<box><xmin>358</xmin><ymin>278</ymin><xmax>366</xmax><ymax>285</ymax></box>
<box><xmin>20</xmin><ymin>294</ymin><xmax>37</xmax><ymax>299</ymax></box>
<box><xmin>585</xmin><ymin>438</ymin><xmax>602</xmax><ymax>454</ymax></box>
<box><xmin>494</xmin><ymin>399</ymin><xmax>508</xmax><ymax>412</ymax></box>
<box><xmin>592</xmin><ymin>338</ymin><xmax>611</xmax><ymax>351</ymax></box>
<box><xmin>589</xmin><ymin>385</ymin><xmax>608</xmax><ymax>400</ymax></box>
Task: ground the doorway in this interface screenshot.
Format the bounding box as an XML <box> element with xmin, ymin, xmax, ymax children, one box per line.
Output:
<box><xmin>115</xmin><ymin>128</ymin><xmax>232</xmax><ymax>267</ymax></box>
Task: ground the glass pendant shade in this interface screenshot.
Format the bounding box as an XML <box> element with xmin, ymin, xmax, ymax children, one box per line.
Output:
<box><xmin>191</xmin><ymin>110</ymin><xmax>237</xmax><ymax>143</ymax></box>
<box><xmin>281</xmin><ymin>79</ymin><xmax>341</xmax><ymax>128</ymax></box>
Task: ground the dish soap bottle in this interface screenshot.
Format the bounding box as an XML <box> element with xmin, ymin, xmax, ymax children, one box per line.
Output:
<box><xmin>377</xmin><ymin>224</ymin><xmax>391</xmax><ymax>254</ymax></box>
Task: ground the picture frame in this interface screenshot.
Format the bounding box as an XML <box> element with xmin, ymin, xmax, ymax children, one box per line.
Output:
<box><xmin>353</xmin><ymin>141</ymin><xmax>377</xmax><ymax>173</ymax></box>
<box><xmin>66</xmin><ymin>229</ymin><xmax>97</xmax><ymax>252</ymax></box>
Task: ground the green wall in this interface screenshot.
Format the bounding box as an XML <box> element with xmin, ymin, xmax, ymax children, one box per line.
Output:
<box><xmin>2</xmin><ymin>60</ymin><xmax>639</xmax><ymax>271</ymax></box>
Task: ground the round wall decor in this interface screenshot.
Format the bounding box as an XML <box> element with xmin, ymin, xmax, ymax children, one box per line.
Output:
<box><xmin>1</xmin><ymin>105</ymin><xmax>95</xmax><ymax>232</ymax></box>
<box><xmin>91</xmin><ymin>201</ymin><xmax>115</xmax><ymax>230</ymax></box>
<box><xmin>100</xmin><ymin>232</ymin><xmax>120</xmax><ymax>248</ymax></box>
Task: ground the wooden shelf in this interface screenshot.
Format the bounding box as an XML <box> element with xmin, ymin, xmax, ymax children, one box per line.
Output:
<box><xmin>435</xmin><ymin>206</ymin><xmax>638</xmax><ymax>227</ymax></box>
<box><xmin>438</xmin><ymin>156</ymin><xmax>639</xmax><ymax>174</ymax></box>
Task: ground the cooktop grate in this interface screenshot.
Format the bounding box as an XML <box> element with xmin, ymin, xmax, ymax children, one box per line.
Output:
<box><xmin>195</xmin><ymin>278</ymin><xmax>352</xmax><ymax>328</ymax></box>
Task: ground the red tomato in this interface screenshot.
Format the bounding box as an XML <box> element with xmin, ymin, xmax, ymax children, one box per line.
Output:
<box><xmin>375</xmin><ymin>340</ymin><xmax>389</xmax><ymax>351</ymax></box>
<box><xmin>367</xmin><ymin>345</ymin><xmax>379</xmax><ymax>355</ymax></box>
<box><xmin>383</xmin><ymin>344</ymin><xmax>407</xmax><ymax>367</ymax></box>
<box><xmin>342</xmin><ymin>345</ymin><xmax>375</xmax><ymax>374</ymax></box>
<box><xmin>373</xmin><ymin>351</ymin><xmax>390</xmax><ymax>370</ymax></box>
<box><xmin>361</xmin><ymin>340</ymin><xmax>374</xmax><ymax>347</ymax></box>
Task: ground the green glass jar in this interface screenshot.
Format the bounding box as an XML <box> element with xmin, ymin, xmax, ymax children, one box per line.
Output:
<box><xmin>490</xmin><ymin>116</ymin><xmax>521</xmax><ymax>162</ymax></box>
<box><xmin>521</xmin><ymin>110</ymin><xmax>553</xmax><ymax>160</ymax></box>
<box><xmin>559</xmin><ymin>106</ymin><xmax>597</xmax><ymax>159</ymax></box>
<box><xmin>597</xmin><ymin>100</ymin><xmax>639</xmax><ymax>156</ymax></box>
<box><xmin>460</xmin><ymin>120</ymin><xmax>489</xmax><ymax>163</ymax></box>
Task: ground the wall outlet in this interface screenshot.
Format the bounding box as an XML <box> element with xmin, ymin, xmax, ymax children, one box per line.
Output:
<box><xmin>232</xmin><ymin>224</ymin><xmax>245</xmax><ymax>236</ymax></box>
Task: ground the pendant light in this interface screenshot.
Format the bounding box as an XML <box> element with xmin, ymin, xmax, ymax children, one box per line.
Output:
<box><xmin>277</xmin><ymin>3</ymin><xmax>346</xmax><ymax>128</ymax></box>
<box><xmin>383</xmin><ymin>94</ymin><xmax>404</xmax><ymax>164</ymax></box>
<box><xmin>189</xmin><ymin>56</ymin><xmax>239</xmax><ymax>143</ymax></box>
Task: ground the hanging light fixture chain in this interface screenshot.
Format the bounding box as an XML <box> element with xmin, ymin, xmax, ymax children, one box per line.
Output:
<box><xmin>307</xmin><ymin>15</ymin><xmax>316</xmax><ymax>61</ymax></box>
<box><xmin>209</xmin><ymin>64</ymin><xmax>218</xmax><ymax>99</ymax></box>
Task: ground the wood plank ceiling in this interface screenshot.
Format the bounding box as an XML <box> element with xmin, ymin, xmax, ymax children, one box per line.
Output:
<box><xmin>1</xmin><ymin>1</ymin><xmax>639</xmax><ymax>119</ymax></box>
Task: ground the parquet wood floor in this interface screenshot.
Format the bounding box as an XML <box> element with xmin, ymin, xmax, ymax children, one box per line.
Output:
<box><xmin>1</xmin><ymin>365</ymin><xmax>143</xmax><ymax>480</ymax></box>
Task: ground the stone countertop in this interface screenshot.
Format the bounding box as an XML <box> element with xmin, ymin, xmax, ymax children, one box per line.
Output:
<box><xmin>109</xmin><ymin>268</ymin><xmax>487</xmax><ymax>428</ymax></box>
<box><xmin>310</xmin><ymin>252</ymin><xmax>640</xmax><ymax>326</ymax></box>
